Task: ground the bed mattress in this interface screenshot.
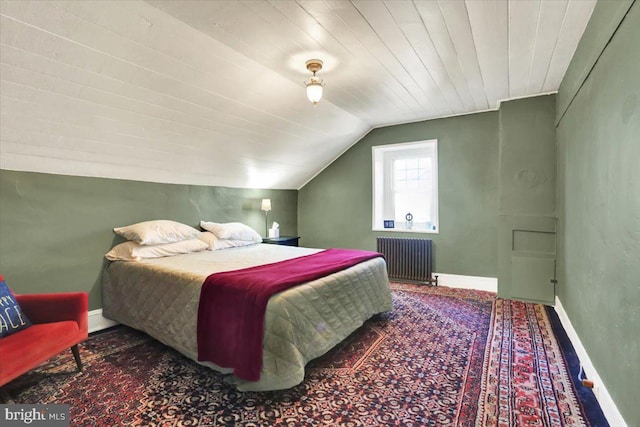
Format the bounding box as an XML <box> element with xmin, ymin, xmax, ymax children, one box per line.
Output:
<box><xmin>102</xmin><ymin>243</ymin><xmax>392</xmax><ymax>391</ymax></box>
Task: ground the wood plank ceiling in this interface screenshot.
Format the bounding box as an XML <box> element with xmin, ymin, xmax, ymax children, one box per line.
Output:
<box><xmin>0</xmin><ymin>0</ymin><xmax>596</xmax><ymax>189</ymax></box>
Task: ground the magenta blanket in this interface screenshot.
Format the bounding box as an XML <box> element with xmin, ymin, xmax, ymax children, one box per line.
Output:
<box><xmin>196</xmin><ymin>248</ymin><xmax>383</xmax><ymax>381</ymax></box>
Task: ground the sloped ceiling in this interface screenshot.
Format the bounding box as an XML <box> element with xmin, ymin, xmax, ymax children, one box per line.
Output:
<box><xmin>0</xmin><ymin>0</ymin><xmax>595</xmax><ymax>190</ymax></box>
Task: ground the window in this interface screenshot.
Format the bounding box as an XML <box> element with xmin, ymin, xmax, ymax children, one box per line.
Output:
<box><xmin>372</xmin><ymin>140</ymin><xmax>439</xmax><ymax>233</ymax></box>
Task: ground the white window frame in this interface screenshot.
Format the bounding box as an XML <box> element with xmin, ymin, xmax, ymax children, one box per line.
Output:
<box><xmin>372</xmin><ymin>139</ymin><xmax>439</xmax><ymax>234</ymax></box>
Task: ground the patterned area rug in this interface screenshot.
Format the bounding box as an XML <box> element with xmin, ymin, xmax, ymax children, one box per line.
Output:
<box><xmin>1</xmin><ymin>284</ymin><xmax>605</xmax><ymax>426</ymax></box>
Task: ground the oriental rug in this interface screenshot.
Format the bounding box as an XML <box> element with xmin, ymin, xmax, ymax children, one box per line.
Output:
<box><xmin>0</xmin><ymin>284</ymin><xmax>606</xmax><ymax>426</ymax></box>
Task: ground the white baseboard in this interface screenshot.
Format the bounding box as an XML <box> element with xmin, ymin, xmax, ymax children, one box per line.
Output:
<box><xmin>433</xmin><ymin>273</ymin><xmax>498</xmax><ymax>293</ymax></box>
<box><xmin>554</xmin><ymin>296</ymin><xmax>627</xmax><ymax>427</ymax></box>
<box><xmin>88</xmin><ymin>309</ymin><xmax>119</xmax><ymax>333</ymax></box>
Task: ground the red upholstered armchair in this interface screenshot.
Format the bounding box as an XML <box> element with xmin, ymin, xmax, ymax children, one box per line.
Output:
<box><xmin>0</xmin><ymin>290</ymin><xmax>89</xmax><ymax>386</ymax></box>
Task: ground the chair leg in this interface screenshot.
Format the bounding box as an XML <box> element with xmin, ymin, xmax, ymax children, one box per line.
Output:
<box><xmin>71</xmin><ymin>344</ymin><xmax>83</xmax><ymax>372</ymax></box>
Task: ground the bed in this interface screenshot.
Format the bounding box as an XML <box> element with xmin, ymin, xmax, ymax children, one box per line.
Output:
<box><xmin>102</xmin><ymin>243</ymin><xmax>392</xmax><ymax>391</ymax></box>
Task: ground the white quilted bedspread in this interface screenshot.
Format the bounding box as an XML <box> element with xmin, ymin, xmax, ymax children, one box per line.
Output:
<box><xmin>102</xmin><ymin>244</ymin><xmax>392</xmax><ymax>391</ymax></box>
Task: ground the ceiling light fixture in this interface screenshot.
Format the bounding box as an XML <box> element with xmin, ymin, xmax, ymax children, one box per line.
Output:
<box><xmin>305</xmin><ymin>59</ymin><xmax>325</xmax><ymax>105</ymax></box>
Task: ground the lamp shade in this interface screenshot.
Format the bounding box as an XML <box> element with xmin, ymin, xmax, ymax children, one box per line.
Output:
<box><xmin>261</xmin><ymin>199</ymin><xmax>272</xmax><ymax>212</ymax></box>
<box><xmin>306</xmin><ymin>81</ymin><xmax>323</xmax><ymax>104</ymax></box>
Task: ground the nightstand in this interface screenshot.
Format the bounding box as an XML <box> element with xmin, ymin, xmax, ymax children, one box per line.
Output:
<box><xmin>262</xmin><ymin>236</ymin><xmax>300</xmax><ymax>247</ymax></box>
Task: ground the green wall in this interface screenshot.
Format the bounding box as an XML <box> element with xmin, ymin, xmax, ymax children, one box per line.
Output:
<box><xmin>556</xmin><ymin>1</ymin><xmax>639</xmax><ymax>425</ymax></box>
<box><xmin>0</xmin><ymin>170</ymin><xmax>298</xmax><ymax>310</ymax></box>
<box><xmin>299</xmin><ymin>111</ymin><xmax>500</xmax><ymax>278</ymax></box>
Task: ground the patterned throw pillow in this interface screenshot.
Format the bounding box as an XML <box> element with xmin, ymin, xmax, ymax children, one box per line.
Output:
<box><xmin>0</xmin><ymin>275</ymin><xmax>32</xmax><ymax>338</ymax></box>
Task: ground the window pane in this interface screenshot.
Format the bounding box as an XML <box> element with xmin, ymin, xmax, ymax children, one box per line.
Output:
<box><xmin>406</xmin><ymin>158</ymin><xmax>419</xmax><ymax>169</ymax></box>
<box><xmin>407</xmin><ymin>168</ymin><xmax>419</xmax><ymax>180</ymax></box>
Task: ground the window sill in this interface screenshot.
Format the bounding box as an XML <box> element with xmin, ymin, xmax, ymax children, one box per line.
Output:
<box><xmin>372</xmin><ymin>228</ymin><xmax>439</xmax><ymax>234</ymax></box>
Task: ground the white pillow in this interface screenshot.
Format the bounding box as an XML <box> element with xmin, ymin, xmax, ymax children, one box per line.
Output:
<box><xmin>105</xmin><ymin>239</ymin><xmax>208</xmax><ymax>261</ymax></box>
<box><xmin>218</xmin><ymin>239</ymin><xmax>260</xmax><ymax>249</ymax></box>
<box><xmin>198</xmin><ymin>231</ymin><xmax>221</xmax><ymax>250</ymax></box>
<box><xmin>114</xmin><ymin>220</ymin><xmax>200</xmax><ymax>245</ymax></box>
<box><xmin>198</xmin><ymin>232</ymin><xmax>260</xmax><ymax>251</ymax></box>
<box><xmin>199</xmin><ymin>221</ymin><xmax>262</xmax><ymax>243</ymax></box>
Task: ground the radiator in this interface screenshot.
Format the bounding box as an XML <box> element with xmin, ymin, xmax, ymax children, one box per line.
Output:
<box><xmin>376</xmin><ymin>237</ymin><xmax>438</xmax><ymax>285</ymax></box>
